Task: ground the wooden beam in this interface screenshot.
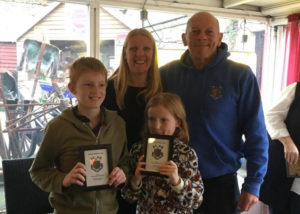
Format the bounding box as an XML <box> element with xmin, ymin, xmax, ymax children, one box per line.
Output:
<box><xmin>262</xmin><ymin>1</ymin><xmax>300</xmax><ymax>16</ymax></box>
<box><xmin>223</xmin><ymin>0</ymin><xmax>255</xmax><ymax>9</ymax></box>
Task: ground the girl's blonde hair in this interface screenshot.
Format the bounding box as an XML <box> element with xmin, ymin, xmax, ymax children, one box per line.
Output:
<box><xmin>69</xmin><ymin>57</ymin><xmax>107</xmax><ymax>84</ymax></box>
<box><xmin>110</xmin><ymin>28</ymin><xmax>161</xmax><ymax>109</ymax></box>
<box><xmin>145</xmin><ymin>92</ymin><xmax>190</xmax><ymax>144</ymax></box>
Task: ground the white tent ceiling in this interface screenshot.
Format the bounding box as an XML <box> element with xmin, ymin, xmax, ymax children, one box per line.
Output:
<box><xmin>13</xmin><ymin>0</ymin><xmax>300</xmax><ymax>22</ymax></box>
<box><xmin>93</xmin><ymin>0</ymin><xmax>300</xmax><ymax>21</ymax></box>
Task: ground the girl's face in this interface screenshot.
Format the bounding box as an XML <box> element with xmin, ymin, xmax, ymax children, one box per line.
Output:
<box><xmin>147</xmin><ymin>105</ymin><xmax>180</xmax><ymax>135</ymax></box>
<box><xmin>125</xmin><ymin>34</ymin><xmax>153</xmax><ymax>76</ymax></box>
<box><xmin>68</xmin><ymin>70</ymin><xmax>107</xmax><ymax>112</ymax></box>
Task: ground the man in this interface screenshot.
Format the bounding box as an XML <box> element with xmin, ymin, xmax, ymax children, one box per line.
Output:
<box><xmin>160</xmin><ymin>12</ymin><xmax>268</xmax><ymax>213</ymax></box>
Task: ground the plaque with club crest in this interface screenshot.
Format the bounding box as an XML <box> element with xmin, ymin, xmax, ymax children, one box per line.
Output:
<box><xmin>80</xmin><ymin>144</ymin><xmax>112</xmax><ymax>190</ymax></box>
<box><xmin>141</xmin><ymin>134</ymin><xmax>173</xmax><ymax>177</ymax></box>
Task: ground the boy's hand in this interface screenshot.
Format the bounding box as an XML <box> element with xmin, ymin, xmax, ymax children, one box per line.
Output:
<box><xmin>109</xmin><ymin>167</ymin><xmax>126</xmax><ymax>187</ymax></box>
<box><xmin>62</xmin><ymin>162</ymin><xmax>86</xmax><ymax>187</ymax></box>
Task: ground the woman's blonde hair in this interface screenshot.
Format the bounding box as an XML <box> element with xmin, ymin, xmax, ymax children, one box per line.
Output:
<box><xmin>110</xmin><ymin>28</ymin><xmax>161</xmax><ymax>109</ymax></box>
<box><xmin>145</xmin><ymin>92</ymin><xmax>190</xmax><ymax>144</ymax></box>
<box><xmin>69</xmin><ymin>57</ymin><xmax>107</xmax><ymax>84</ymax></box>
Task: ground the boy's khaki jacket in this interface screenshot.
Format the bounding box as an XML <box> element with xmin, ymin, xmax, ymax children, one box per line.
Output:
<box><xmin>30</xmin><ymin>107</ymin><xmax>129</xmax><ymax>214</ymax></box>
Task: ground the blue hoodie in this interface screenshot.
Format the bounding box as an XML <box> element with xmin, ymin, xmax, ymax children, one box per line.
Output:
<box><xmin>160</xmin><ymin>43</ymin><xmax>268</xmax><ymax>197</ymax></box>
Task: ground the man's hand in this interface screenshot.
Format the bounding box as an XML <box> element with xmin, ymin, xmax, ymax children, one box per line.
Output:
<box><xmin>279</xmin><ymin>136</ymin><xmax>299</xmax><ymax>164</ymax></box>
<box><xmin>237</xmin><ymin>191</ymin><xmax>258</xmax><ymax>212</ymax></box>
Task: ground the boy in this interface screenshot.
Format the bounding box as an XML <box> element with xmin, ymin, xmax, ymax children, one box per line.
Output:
<box><xmin>30</xmin><ymin>57</ymin><xmax>129</xmax><ymax>214</ymax></box>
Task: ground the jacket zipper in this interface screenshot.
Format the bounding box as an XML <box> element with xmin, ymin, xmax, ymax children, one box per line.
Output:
<box><xmin>82</xmin><ymin>122</ymin><xmax>102</xmax><ymax>214</ymax></box>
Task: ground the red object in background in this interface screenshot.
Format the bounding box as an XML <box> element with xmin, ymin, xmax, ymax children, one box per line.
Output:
<box><xmin>285</xmin><ymin>13</ymin><xmax>300</xmax><ymax>85</ymax></box>
<box><xmin>0</xmin><ymin>42</ymin><xmax>17</xmax><ymax>73</ymax></box>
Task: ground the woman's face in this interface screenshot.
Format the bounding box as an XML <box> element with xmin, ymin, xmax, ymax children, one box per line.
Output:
<box><xmin>125</xmin><ymin>34</ymin><xmax>153</xmax><ymax>76</ymax></box>
<box><xmin>147</xmin><ymin>105</ymin><xmax>180</xmax><ymax>136</ymax></box>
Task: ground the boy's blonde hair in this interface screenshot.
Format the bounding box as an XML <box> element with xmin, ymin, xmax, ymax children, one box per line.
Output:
<box><xmin>69</xmin><ymin>57</ymin><xmax>107</xmax><ymax>84</ymax></box>
<box><xmin>145</xmin><ymin>92</ymin><xmax>190</xmax><ymax>144</ymax></box>
<box><xmin>110</xmin><ymin>28</ymin><xmax>162</xmax><ymax>109</ymax></box>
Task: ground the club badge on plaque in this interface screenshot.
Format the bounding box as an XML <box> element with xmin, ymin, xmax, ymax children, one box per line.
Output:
<box><xmin>79</xmin><ymin>144</ymin><xmax>112</xmax><ymax>190</ymax></box>
<box><xmin>286</xmin><ymin>159</ymin><xmax>300</xmax><ymax>178</ymax></box>
<box><xmin>141</xmin><ymin>134</ymin><xmax>173</xmax><ymax>177</ymax></box>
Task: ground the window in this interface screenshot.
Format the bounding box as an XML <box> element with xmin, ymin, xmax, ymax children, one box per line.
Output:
<box><xmin>100</xmin><ymin>40</ymin><xmax>115</xmax><ymax>76</ymax></box>
<box><xmin>0</xmin><ymin>1</ymin><xmax>89</xmax><ymax>162</ymax></box>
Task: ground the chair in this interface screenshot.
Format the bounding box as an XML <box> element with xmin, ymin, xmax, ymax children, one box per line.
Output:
<box><xmin>2</xmin><ymin>158</ymin><xmax>54</xmax><ymax>214</ymax></box>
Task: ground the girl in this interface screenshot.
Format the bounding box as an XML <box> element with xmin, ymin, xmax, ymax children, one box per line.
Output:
<box><xmin>122</xmin><ymin>92</ymin><xmax>204</xmax><ymax>214</ymax></box>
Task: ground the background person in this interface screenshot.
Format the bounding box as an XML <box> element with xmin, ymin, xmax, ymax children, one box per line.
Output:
<box><xmin>103</xmin><ymin>28</ymin><xmax>162</xmax><ymax>214</ymax></box>
<box><xmin>160</xmin><ymin>12</ymin><xmax>268</xmax><ymax>213</ymax></box>
<box><xmin>122</xmin><ymin>92</ymin><xmax>204</xmax><ymax>214</ymax></box>
<box><xmin>260</xmin><ymin>82</ymin><xmax>300</xmax><ymax>214</ymax></box>
<box><xmin>30</xmin><ymin>57</ymin><xmax>129</xmax><ymax>214</ymax></box>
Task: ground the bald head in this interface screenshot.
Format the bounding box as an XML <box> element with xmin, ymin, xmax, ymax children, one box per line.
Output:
<box><xmin>182</xmin><ymin>11</ymin><xmax>223</xmax><ymax>69</ymax></box>
<box><xmin>186</xmin><ymin>12</ymin><xmax>220</xmax><ymax>33</ymax></box>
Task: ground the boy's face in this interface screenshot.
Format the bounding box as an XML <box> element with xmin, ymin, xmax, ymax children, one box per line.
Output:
<box><xmin>68</xmin><ymin>70</ymin><xmax>107</xmax><ymax>111</ymax></box>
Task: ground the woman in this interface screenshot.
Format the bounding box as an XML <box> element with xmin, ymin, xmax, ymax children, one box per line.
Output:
<box><xmin>260</xmin><ymin>82</ymin><xmax>300</xmax><ymax>214</ymax></box>
<box><xmin>103</xmin><ymin>28</ymin><xmax>162</xmax><ymax>214</ymax></box>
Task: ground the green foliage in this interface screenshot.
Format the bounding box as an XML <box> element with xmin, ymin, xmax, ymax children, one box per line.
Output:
<box><xmin>226</xmin><ymin>20</ymin><xmax>238</xmax><ymax>51</ymax></box>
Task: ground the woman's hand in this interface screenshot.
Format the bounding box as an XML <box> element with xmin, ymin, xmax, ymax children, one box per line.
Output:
<box><xmin>62</xmin><ymin>162</ymin><xmax>86</xmax><ymax>187</ymax></box>
<box><xmin>131</xmin><ymin>155</ymin><xmax>146</xmax><ymax>187</ymax></box>
<box><xmin>279</xmin><ymin>136</ymin><xmax>299</xmax><ymax>164</ymax></box>
<box><xmin>158</xmin><ymin>160</ymin><xmax>180</xmax><ymax>185</ymax></box>
<box><xmin>109</xmin><ymin>167</ymin><xmax>126</xmax><ymax>187</ymax></box>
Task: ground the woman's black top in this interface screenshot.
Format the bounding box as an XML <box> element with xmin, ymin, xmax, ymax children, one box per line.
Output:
<box><xmin>103</xmin><ymin>79</ymin><xmax>146</xmax><ymax>151</ymax></box>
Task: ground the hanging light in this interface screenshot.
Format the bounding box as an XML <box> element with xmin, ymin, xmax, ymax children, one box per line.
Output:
<box><xmin>242</xmin><ymin>18</ymin><xmax>248</xmax><ymax>43</ymax></box>
<box><xmin>140</xmin><ymin>8</ymin><xmax>148</xmax><ymax>28</ymax></box>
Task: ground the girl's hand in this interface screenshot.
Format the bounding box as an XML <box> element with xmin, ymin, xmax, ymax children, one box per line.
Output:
<box><xmin>158</xmin><ymin>160</ymin><xmax>180</xmax><ymax>185</ymax></box>
<box><xmin>131</xmin><ymin>155</ymin><xmax>146</xmax><ymax>187</ymax></box>
<box><xmin>62</xmin><ymin>162</ymin><xmax>86</xmax><ymax>187</ymax></box>
<box><xmin>109</xmin><ymin>167</ymin><xmax>126</xmax><ymax>187</ymax></box>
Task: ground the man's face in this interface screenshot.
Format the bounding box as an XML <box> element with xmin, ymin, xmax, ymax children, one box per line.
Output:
<box><xmin>182</xmin><ymin>13</ymin><xmax>223</xmax><ymax>62</ymax></box>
